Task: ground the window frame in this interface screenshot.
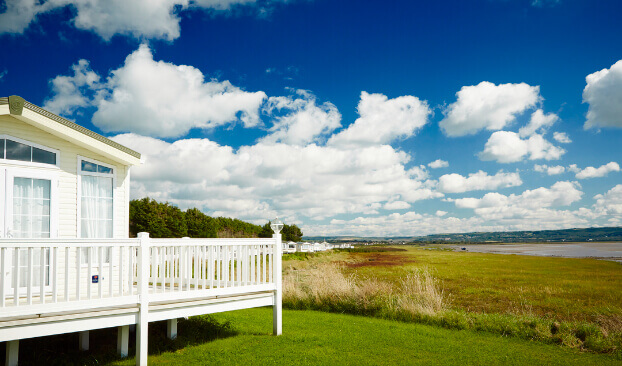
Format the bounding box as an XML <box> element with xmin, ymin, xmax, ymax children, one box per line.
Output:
<box><xmin>77</xmin><ymin>156</ymin><xmax>116</xmax><ymax>239</ymax></box>
<box><xmin>77</xmin><ymin>156</ymin><xmax>116</xmax><ymax>266</ymax></box>
<box><xmin>5</xmin><ymin>168</ymin><xmax>59</xmax><ymax>239</ymax></box>
<box><xmin>0</xmin><ymin>134</ymin><xmax>60</xmax><ymax>169</ymax></box>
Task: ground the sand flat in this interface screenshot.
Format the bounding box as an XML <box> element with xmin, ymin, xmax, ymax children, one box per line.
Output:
<box><xmin>458</xmin><ymin>242</ymin><xmax>622</xmax><ymax>262</ymax></box>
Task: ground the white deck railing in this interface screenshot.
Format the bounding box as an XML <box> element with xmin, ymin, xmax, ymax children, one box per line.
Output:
<box><xmin>0</xmin><ymin>232</ymin><xmax>283</xmax><ymax>366</ymax></box>
<box><xmin>0</xmin><ymin>234</ymin><xmax>278</xmax><ymax>319</ymax></box>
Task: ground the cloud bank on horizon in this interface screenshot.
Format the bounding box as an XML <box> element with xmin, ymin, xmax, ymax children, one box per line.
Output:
<box><xmin>2</xmin><ymin>0</ymin><xmax>622</xmax><ymax>236</ymax></box>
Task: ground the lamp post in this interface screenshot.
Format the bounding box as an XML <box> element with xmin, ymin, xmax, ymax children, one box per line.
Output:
<box><xmin>271</xmin><ymin>217</ymin><xmax>283</xmax><ymax>335</ymax></box>
<box><xmin>270</xmin><ymin>217</ymin><xmax>284</xmax><ymax>234</ymax></box>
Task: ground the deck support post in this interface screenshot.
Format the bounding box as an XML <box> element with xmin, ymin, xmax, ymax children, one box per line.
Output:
<box><xmin>117</xmin><ymin>325</ymin><xmax>130</xmax><ymax>357</ymax></box>
<box><xmin>79</xmin><ymin>331</ymin><xmax>89</xmax><ymax>351</ymax></box>
<box><xmin>272</xmin><ymin>232</ymin><xmax>282</xmax><ymax>336</ymax></box>
<box><xmin>136</xmin><ymin>232</ymin><xmax>151</xmax><ymax>366</ymax></box>
<box><xmin>167</xmin><ymin>319</ymin><xmax>178</xmax><ymax>340</ymax></box>
<box><xmin>5</xmin><ymin>340</ymin><xmax>19</xmax><ymax>366</ymax></box>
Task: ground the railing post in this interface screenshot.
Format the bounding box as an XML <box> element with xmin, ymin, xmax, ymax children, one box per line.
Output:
<box><xmin>272</xmin><ymin>233</ymin><xmax>282</xmax><ymax>335</ymax></box>
<box><xmin>136</xmin><ymin>232</ymin><xmax>150</xmax><ymax>366</ymax></box>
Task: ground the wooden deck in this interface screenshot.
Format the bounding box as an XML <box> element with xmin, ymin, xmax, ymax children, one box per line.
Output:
<box><xmin>0</xmin><ymin>233</ymin><xmax>283</xmax><ymax>366</ymax></box>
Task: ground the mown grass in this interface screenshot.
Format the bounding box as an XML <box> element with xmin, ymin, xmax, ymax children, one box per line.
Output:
<box><xmin>106</xmin><ymin>307</ymin><xmax>619</xmax><ymax>365</ymax></box>
<box><xmin>2</xmin><ymin>316</ymin><xmax>235</xmax><ymax>366</ymax></box>
<box><xmin>282</xmin><ymin>246</ymin><xmax>622</xmax><ymax>356</ymax></box>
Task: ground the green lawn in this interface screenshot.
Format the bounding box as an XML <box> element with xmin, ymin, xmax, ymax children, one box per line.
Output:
<box><xmin>106</xmin><ymin>307</ymin><xmax>619</xmax><ymax>365</ymax></box>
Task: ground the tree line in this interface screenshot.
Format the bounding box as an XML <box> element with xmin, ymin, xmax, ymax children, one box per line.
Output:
<box><xmin>129</xmin><ymin>198</ymin><xmax>303</xmax><ymax>242</ymax></box>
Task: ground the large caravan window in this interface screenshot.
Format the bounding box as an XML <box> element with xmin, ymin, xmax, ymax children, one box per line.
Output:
<box><xmin>78</xmin><ymin>158</ymin><xmax>114</xmax><ymax>264</ymax></box>
<box><xmin>79</xmin><ymin>158</ymin><xmax>114</xmax><ymax>239</ymax></box>
<box><xmin>1</xmin><ymin>136</ymin><xmax>58</xmax><ymax>166</ymax></box>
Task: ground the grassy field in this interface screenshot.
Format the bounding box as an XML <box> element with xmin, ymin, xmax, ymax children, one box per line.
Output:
<box><xmin>282</xmin><ymin>246</ymin><xmax>622</xmax><ymax>355</ymax></box>
<box><xmin>103</xmin><ymin>308</ymin><xmax>619</xmax><ymax>365</ymax></box>
<box><xmin>333</xmin><ymin>246</ymin><xmax>622</xmax><ymax>322</ymax></box>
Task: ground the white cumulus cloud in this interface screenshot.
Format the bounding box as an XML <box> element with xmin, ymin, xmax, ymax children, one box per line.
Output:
<box><xmin>438</xmin><ymin>170</ymin><xmax>522</xmax><ymax>194</ymax></box>
<box><xmin>583</xmin><ymin>59</ymin><xmax>622</xmax><ymax>130</ymax></box>
<box><xmin>534</xmin><ymin>164</ymin><xmax>565</xmax><ymax>175</ymax></box>
<box><xmin>0</xmin><ymin>0</ymin><xmax>292</xmax><ymax>40</ymax></box>
<box><xmin>440</xmin><ymin>81</ymin><xmax>541</xmax><ymax>137</ymax></box>
<box><xmin>44</xmin><ymin>59</ymin><xmax>101</xmax><ymax>115</ymax></box>
<box><xmin>428</xmin><ymin>159</ymin><xmax>449</xmax><ymax>169</ymax></box>
<box><xmin>111</xmin><ymin>133</ymin><xmax>443</xmax><ymax>221</ymax></box>
<box><xmin>479</xmin><ymin>131</ymin><xmax>565</xmax><ymax>163</ymax></box>
<box><xmin>383</xmin><ymin>201</ymin><xmax>411</xmax><ymax>210</ymax></box>
<box><xmin>553</xmin><ymin>131</ymin><xmax>571</xmax><ymax>144</ymax></box>
<box><xmin>328</xmin><ymin>92</ymin><xmax>430</xmax><ymax>147</ymax></box>
<box><xmin>575</xmin><ymin>162</ymin><xmax>620</xmax><ymax>179</ymax></box>
<box><xmin>45</xmin><ymin>44</ymin><xmax>267</xmax><ymax>138</ymax></box>
<box><xmin>518</xmin><ymin>109</ymin><xmax>559</xmax><ymax>137</ymax></box>
<box><xmin>593</xmin><ymin>184</ymin><xmax>622</xmax><ymax>216</ymax></box>
<box><xmin>451</xmin><ymin>182</ymin><xmax>587</xmax><ymax>230</ymax></box>
<box><xmin>261</xmin><ymin>89</ymin><xmax>341</xmax><ymax>146</ymax></box>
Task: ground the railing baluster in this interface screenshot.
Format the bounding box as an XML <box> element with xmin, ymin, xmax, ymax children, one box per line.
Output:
<box><xmin>263</xmin><ymin>244</ymin><xmax>267</xmax><ymax>284</ymax></box>
<box><xmin>208</xmin><ymin>246</ymin><xmax>213</xmax><ymax>289</ymax></box>
<box><xmin>76</xmin><ymin>247</ymin><xmax>81</xmax><ymax>301</ymax></box>
<box><xmin>159</xmin><ymin>247</ymin><xmax>164</xmax><ymax>293</ymax></box>
<box><xmin>243</xmin><ymin>245</ymin><xmax>248</xmax><ymax>286</ymax></box>
<box><xmin>128</xmin><ymin>247</ymin><xmax>134</xmax><ymax>296</ymax></box>
<box><xmin>64</xmin><ymin>247</ymin><xmax>69</xmax><ymax>302</ymax></box>
<box><xmin>186</xmin><ymin>246</ymin><xmax>191</xmax><ymax>291</ymax></box>
<box><xmin>168</xmin><ymin>247</ymin><xmax>174</xmax><ymax>292</ymax></box>
<box><xmin>40</xmin><ymin>247</ymin><xmax>45</xmax><ymax>304</ymax></box>
<box><xmin>226</xmin><ymin>246</ymin><xmax>230</xmax><ymax>288</ymax></box>
<box><xmin>27</xmin><ymin>247</ymin><xmax>33</xmax><ymax>305</ymax></box>
<box><xmin>194</xmin><ymin>245</ymin><xmax>199</xmax><ymax>290</ymax></box>
<box><xmin>87</xmin><ymin>247</ymin><xmax>92</xmax><ymax>300</ymax></box>
<box><xmin>230</xmin><ymin>246</ymin><xmax>234</xmax><ymax>287</ymax></box>
<box><xmin>108</xmin><ymin>247</ymin><xmax>113</xmax><ymax>297</ymax></box>
<box><xmin>269</xmin><ymin>244</ymin><xmax>273</xmax><ymax>284</ymax></box>
<box><xmin>14</xmin><ymin>249</ymin><xmax>19</xmax><ymax>306</ymax></box>
<box><xmin>235</xmin><ymin>245</ymin><xmax>240</xmax><ymax>287</ymax></box>
<box><xmin>52</xmin><ymin>247</ymin><xmax>58</xmax><ymax>303</ymax></box>
<box><xmin>178</xmin><ymin>247</ymin><xmax>183</xmax><ymax>292</ymax></box>
<box><xmin>203</xmin><ymin>246</ymin><xmax>207</xmax><ymax>289</ymax></box>
<box><xmin>98</xmin><ymin>246</ymin><xmax>104</xmax><ymax>299</ymax></box>
<box><xmin>119</xmin><ymin>246</ymin><xmax>124</xmax><ymax>296</ymax></box>
<box><xmin>250</xmin><ymin>245</ymin><xmax>255</xmax><ymax>284</ymax></box>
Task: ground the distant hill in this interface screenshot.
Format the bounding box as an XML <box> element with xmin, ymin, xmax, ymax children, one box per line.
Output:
<box><xmin>304</xmin><ymin>227</ymin><xmax>622</xmax><ymax>243</ymax></box>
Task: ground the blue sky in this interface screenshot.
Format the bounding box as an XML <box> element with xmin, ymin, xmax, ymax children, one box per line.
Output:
<box><xmin>1</xmin><ymin>0</ymin><xmax>621</xmax><ymax>236</ymax></box>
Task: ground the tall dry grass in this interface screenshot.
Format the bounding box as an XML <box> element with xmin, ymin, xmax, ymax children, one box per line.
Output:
<box><xmin>283</xmin><ymin>263</ymin><xmax>446</xmax><ymax>317</ymax></box>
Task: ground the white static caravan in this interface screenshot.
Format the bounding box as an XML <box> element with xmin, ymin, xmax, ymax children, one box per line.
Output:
<box><xmin>0</xmin><ymin>96</ymin><xmax>139</xmax><ymax>240</ymax></box>
<box><xmin>0</xmin><ymin>96</ymin><xmax>283</xmax><ymax>366</ymax></box>
<box><xmin>282</xmin><ymin>241</ymin><xmax>296</xmax><ymax>254</ymax></box>
<box><xmin>296</xmin><ymin>242</ymin><xmax>313</xmax><ymax>253</ymax></box>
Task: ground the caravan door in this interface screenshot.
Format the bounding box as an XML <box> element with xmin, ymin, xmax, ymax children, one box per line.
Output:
<box><xmin>2</xmin><ymin>168</ymin><xmax>58</xmax><ymax>296</ymax></box>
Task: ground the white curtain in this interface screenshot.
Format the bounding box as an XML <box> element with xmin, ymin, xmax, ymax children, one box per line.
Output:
<box><xmin>81</xmin><ymin>175</ymin><xmax>98</xmax><ymax>238</ymax></box>
<box><xmin>81</xmin><ymin>175</ymin><xmax>113</xmax><ymax>264</ymax></box>
<box><xmin>12</xmin><ymin>177</ymin><xmax>50</xmax><ymax>238</ymax></box>
<box><xmin>11</xmin><ymin>177</ymin><xmax>51</xmax><ymax>287</ymax></box>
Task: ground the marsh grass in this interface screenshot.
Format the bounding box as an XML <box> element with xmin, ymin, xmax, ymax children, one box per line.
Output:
<box><xmin>284</xmin><ymin>263</ymin><xmax>446</xmax><ymax>316</ymax></box>
<box><xmin>283</xmin><ymin>261</ymin><xmax>622</xmax><ymax>357</ymax></box>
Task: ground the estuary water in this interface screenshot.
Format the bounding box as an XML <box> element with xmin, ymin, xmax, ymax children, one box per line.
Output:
<box><xmin>457</xmin><ymin>242</ymin><xmax>622</xmax><ymax>262</ymax></box>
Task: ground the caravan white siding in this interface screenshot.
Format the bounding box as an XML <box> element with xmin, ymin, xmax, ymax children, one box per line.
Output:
<box><xmin>0</xmin><ymin>114</ymin><xmax>130</xmax><ymax>239</ymax></box>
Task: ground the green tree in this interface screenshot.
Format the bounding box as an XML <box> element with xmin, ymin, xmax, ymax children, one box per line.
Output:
<box><xmin>259</xmin><ymin>222</ymin><xmax>273</xmax><ymax>238</ymax></box>
<box><xmin>129</xmin><ymin>198</ymin><xmax>187</xmax><ymax>238</ymax></box>
<box><xmin>282</xmin><ymin>224</ymin><xmax>303</xmax><ymax>242</ymax></box>
<box><xmin>185</xmin><ymin>208</ymin><xmax>217</xmax><ymax>238</ymax></box>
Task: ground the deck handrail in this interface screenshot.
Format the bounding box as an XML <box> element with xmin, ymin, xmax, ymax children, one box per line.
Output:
<box><xmin>0</xmin><ymin>234</ymin><xmax>279</xmax><ymax>318</ymax></box>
